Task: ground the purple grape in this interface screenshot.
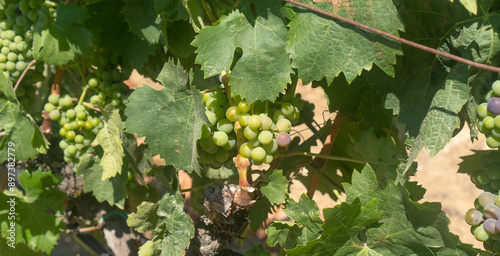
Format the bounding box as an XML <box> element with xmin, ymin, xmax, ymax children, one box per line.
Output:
<box><xmin>478</xmin><ymin>192</ymin><xmax>496</xmax><ymax>207</ymax></box>
<box><xmin>484</xmin><ymin>218</ymin><xmax>498</xmax><ymax>234</ymax></box>
<box><xmin>484</xmin><ymin>204</ymin><xmax>500</xmax><ymax>219</ymax></box>
<box><xmin>276</xmin><ymin>132</ymin><xmax>291</xmax><ymax>147</ymax></box>
<box><xmin>488</xmin><ymin>97</ymin><xmax>500</xmax><ymax>115</ymax></box>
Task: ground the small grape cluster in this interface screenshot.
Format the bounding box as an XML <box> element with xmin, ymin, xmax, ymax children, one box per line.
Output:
<box><xmin>469</xmin><ymin>150</ymin><xmax>500</xmax><ymax>192</ymax></box>
<box><xmin>44</xmin><ymin>94</ymin><xmax>103</xmax><ymax>163</ymax></box>
<box><xmin>87</xmin><ymin>56</ymin><xmax>130</xmax><ymax>109</ymax></box>
<box><xmin>477</xmin><ymin>80</ymin><xmax>500</xmax><ymax>148</ymax></box>
<box><xmin>197</xmin><ymin>87</ymin><xmax>301</xmax><ymax>168</ymax></box>
<box><xmin>465</xmin><ymin>191</ymin><xmax>500</xmax><ymax>254</ymax></box>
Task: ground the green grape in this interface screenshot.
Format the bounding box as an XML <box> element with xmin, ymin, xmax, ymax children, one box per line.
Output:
<box><xmin>258</xmin><ymin>130</ymin><xmax>273</xmax><ymax>145</ymax></box>
<box><xmin>248</xmin><ymin>115</ymin><xmax>262</xmax><ymax>130</ymax></box>
<box><xmin>263</xmin><ymin>139</ymin><xmax>278</xmax><ymax>154</ymax></box>
<box><xmin>200</xmin><ymin>152</ymin><xmax>215</xmax><ymax>164</ymax></box>
<box><xmin>474</xmin><ymin>225</ymin><xmax>490</xmax><ymax>242</ymax></box>
<box><xmin>214</xmin><ymin>91</ymin><xmax>228</xmax><ymax>106</ymax></box>
<box><xmin>49</xmin><ymin>109</ymin><xmax>60</xmax><ymax>120</ymax></box>
<box><xmin>213</xmin><ymin>131</ymin><xmax>228</xmax><ymax>147</ymax></box>
<box><xmin>264</xmin><ymin>154</ymin><xmax>274</xmax><ymax>164</ymax></box>
<box><xmin>247</xmin><ymin>138</ymin><xmax>260</xmax><ymax>148</ymax></box>
<box><xmin>492</xmin><ymin>180</ymin><xmax>500</xmax><ymax>191</ymax></box>
<box><xmin>239</xmin><ymin>142</ymin><xmax>253</xmax><ymax>158</ymax></box>
<box><xmin>75</xmin><ymin>104</ymin><xmax>85</xmax><ymax>112</ymax></box>
<box><xmin>202</xmin><ymin>93</ymin><xmax>213</xmax><ymax>105</ymax></box>
<box><xmin>226</xmin><ymin>106</ymin><xmax>240</xmax><ymax>122</ymax></box>
<box><xmin>59</xmin><ymin>140</ymin><xmax>68</xmax><ymax>150</ymax></box>
<box><xmin>487</xmin><ymin>165</ymin><xmax>500</xmax><ymax>180</ymax></box>
<box><xmin>206</xmin><ymin>110</ymin><xmax>217</xmax><ymax>126</ymax></box>
<box><xmin>251</xmin><ymin>147</ymin><xmax>266</xmax><ymax>162</ymax></box>
<box><xmin>495</xmin><ymin>116</ymin><xmax>500</xmax><ymax>130</ymax></box>
<box><xmin>7</xmin><ymin>52</ymin><xmax>16</xmax><ymax>62</ymax></box>
<box><xmin>201</xmin><ymin>125</ymin><xmax>211</xmax><ymax>139</ymax></box>
<box><xmin>66</xmin><ymin>109</ymin><xmax>76</xmax><ymax>120</ymax></box>
<box><xmin>238</xmin><ymin>113</ymin><xmax>251</xmax><ymax>126</ymax></box>
<box><xmin>5</xmin><ymin>61</ymin><xmax>15</xmax><ymax>71</ymax></box>
<box><xmin>76</xmin><ymin>111</ymin><xmax>86</xmax><ymax>120</ymax></box>
<box><xmin>216</xmin><ymin>118</ymin><xmax>234</xmax><ymax>134</ymax></box>
<box><xmin>487</xmin><ymin>135</ymin><xmax>500</xmax><ymax>148</ymax></box>
<box><xmin>477</xmin><ymin>171</ymin><xmax>492</xmax><ymax>185</ymax></box>
<box><xmin>212</xmin><ymin>107</ymin><xmax>225</xmax><ymax>120</ymax></box>
<box><xmin>111</xmin><ymin>98</ymin><xmax>120</xmax><ymax>107</ymax></box>
<box><xmin>223</xmin><ymin>135</ymin><xmax>236</xmax><ymax>150</ymax></box>
<box><xmin>66</xmin><ymin>145</ymin><xmax>77</xmax><ymax>156</ymax></box>
<box><xmin>276</xmin><ymin>119</ymin><xmax>292</xmax><ymax>133</ymax></box>
<box><xmin>237</xmin><ymin>100</ymin><xmax>250</xmax><ymax>113</ymax></box>
<box><xmin>65</xmin><ymin>130</ymin><xmax>76</xmax><ymax>141</ymax></box>
<box><xmin>485</xmin><ymin>116</ymin><xmax>495</xmax><ymax>130</ymax></box>
<box><xmin>59</xmin><ymin>128</ymin><xmax>66</xmax><ymax>137</ymax></box>
<box><xmin>75</xmin><ymin>135</ymin><xmax>84</xmax><ymax>144</ymax></box>
<box><xmin>214</xmin><ymin>148</ymin><xmax>229</xmax><ymax>162</ymax></box>
<box><xmin>87</xmin><ymin>76</ymin><xmax>99</xmax><ymax>87</ymax></box>
<box><xmin>44</xmin><ymin>103</ymin><xmax>55</xmax><ymax>112</ymax></box>
<box><xmin>478</xmin><ymin>121</ymin><xmax>492</xmax><ymax>134</ymax></box>
<box><xmin>59</xmin><ymin>95</ymin><xmax>73</xmax><ymax>108</ymax></box>
<box><xmin>205</xmin><ymin>98</ymin><xmax>219</xmax><ymax>110</ymax></box>
<box><xmin>260</xmin><ymin>116</ymin><xmax>272</xmax><ymax>130</ymax></box>
<box><xmin>111</xmin><ymin>70</ymin><xmax>121</xmax><ymax>81</ymax></box>
<box><xmin>281</xmin><ymin>102</ymin><xmax>294</xmax><ymax>116</ymax></box>
<box><xmin>493</xmin><ymin>80</ymin><xmax>500</xmax><ymax>96</ymax></box>
<box><xmin>84</xmin><ymin>121</ymin><xmax>93</xmax><ymax>131</ymax></box>
<box><xmin>90</xmin><ymin>95</ymin><xmax>100</xmax><ymax>105</ymax></box>
<box><xmin>273</xmin><ymin>109</ymin><xmax>285</xmax><ymax>121</ymax></box>
<box><xmin>76</xmin><ymin>120</ymin><xmax>85</xmax><ymax>128</ymax></box>
<box><xmin>15</xmin><ymin>61</ymin><xmax>26</xmax><ymax>72</ymax></box>
<box><xmin>479</xmin><ymin>192</ymin><xmax>496</xmax><ymax>207</ymax></box>
<box><xmin>200</xmin><ymin>137</ymin><xmax>216</xmax><ymax>152</ymax></box>
<box><xmin>91</xmin><ymin>118</ymin><xmax>99</xmax><ymax>127</ymax></box>
<box><xmin>48</xmin><ymin>94</ymin><xmax>59</xmax><ymax>105</ymax></box>
<box><xmin>244</xmin><ymin>126</ymin><xmax>258</xmax><ymax>140</ymax></box>
<box><xmin>63</xmin><ymin>123</ymin><xmax>72</xmax><ymax>131</ymax></box>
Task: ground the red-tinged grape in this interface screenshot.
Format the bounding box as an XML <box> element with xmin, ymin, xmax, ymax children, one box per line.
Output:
<box><xmin>474</xmin><ymin>225</ymin><xmax>490</xmax><ymax>242</ymax></box>
<box><xmin>484</xmin><ymin>204</ymin><xmax>500</xmax><ymax>219</ymax></box>
<box><xmin>484</xmin><ymin>218</ymin><xmax>498</xmax><ymax>234</ymax></box>
<box><xmin>465</xmin><ymin>208</ymin><xmax>482</xmax><ymax>226</ymax></box>
<box><xmin>276</xmin><ymin>132</ymin><xmax>291</xmax><ymax>147</ymax></box>
<box><xmin>251</xmin><ymin>147</ymin><xmax>266</xmax><ymax>162</ymax></box>
<box><xmin>479</xmin><ymin>192</ymin><xmax>496</xmax><ymax>207</ymax></box>
<box><xmin>213</xmin><ymin>131</ymin><xmax>228</xmax><ymax>147</ymax></box>
<box><xmin>488</xmin><ymin>97</ymin><xmax>500</xmax><ymax>115</ymax></box>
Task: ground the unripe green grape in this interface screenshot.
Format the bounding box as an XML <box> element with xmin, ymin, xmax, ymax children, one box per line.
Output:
<box><xmin>474</xmin><ymin>225</ymin><xmax>490</xmax><ymax>242</ymax></box>
<box><xmin>76</xmin><ymin>111</ymin><xmax>86</xmax><ymax>120</ymax></box>
<box><xmin>281</xmin><ymin>102</ymin><xmax>294</xmax><ymax>116</ymax></box>
<box><xmin>49</xmin><ymin>109</ymin><xmax>60</xmax><ymax>120</ymax></box>
<box><xmin>487</xmin><ymin>135</ymin><xmax>500</xmax><ymax>148</ymax></box>
<box><xmin>88</xmin><ymin>76</ymin><xmax>99</xmax><ymax>88</ymax></box>
<box><xmin>215</xmin><ymin>148</ymin><xmax>229</xmax><ymax>162</ymax></box>
<box><xmin>213</xmin><ymin>131</ymin><xmax>228</xmax><ymax>147</ymax></box>
<box><xmin>44</xmin><ymin>103</ymin><xmax>55</xmax><ymax>112</ymax></box>
<box><xmin>484</xmin><ymin>204</ymin><xmax>500</xmax><ymax>219</ymax></box>
<box><xmin>239</xmin><ymin>142</ymin><xmax>253</xmax><ymax>158</ymax></box>
<box><xmin>66</xmin><ymin>145</ymin><xmax>77</xmax><ymax>156</ymax></box>
<box><xmin>200</xmin><ymin>152</ymin><xmax>215</xmax><ymax>164</ymax></box>
<box><xmin>214</xmin><ymin>91</ymin><xmax>228</xmax><ymax>106</ymax></box>
<box><xmin>7</xmin><ymin>52</ymin><xmax>16</xmax><ymax>62</ymax></box>
<box><xmin>48</xmin><ymin>94</ymin><xmax>59</xmax><ymax>105</ymax></box>
<box><xmin>91</xmin><ymin>118</ymin><xmax>99</xmax><ymax>127</ymax></box>
<box><xmin>487</xmin><ymin>165</ymin><xmax>500</xmax><ymax>180</ymax></box>
<box><xmin>216</xmin><ymin>118</ymin><xmax>234</xmax><ymax>134</ymax></box>
<box><xmin>59</xmin><ymin>140</ymin><xmax>69</xmax><ymax>150</ymax></box>
<box><xmin>65</xmin><ymin>130</ymin><xmax>76</xmax><ymax>141</ymax></box>
<box><xmin>495</xmin><ymin>116</ymin><xmax>500</xmax><ymax>130</ymax></box>
<box><xmin>223</xmin><ymin>135</ymin><xmax>236</xmax><ymax>150</ymax></box>
<box><xmin>8</xmin><ymin>42</ymin><xmax>17</xmax><ymax>52</ymax></box>
<box><xmin>1</xmin><ymin>47</ymin><xmax>9</xmax><ymax>55</ymax></box>
<box><xmin>260</xmin><ymin>116</ymin><xmax>272</xmax><ymax>130</ymax></box>
<box><xmin>202</xmin><ymin>93</ymin><xmax>213</xmax><ymax>105</ymax></box>
<box><xmin>200</xmin><ymin>137</ymin><xmax>216</xmax><ymax>152</ymax></box>
<box><xmin>201</xmin><ymin>125</ymin><xmax>211</xmax><ymax>139</ymax></box>
<box><xmin>247</xmin><ymin>138</ymin><xmax>260</xmax><ymax>148</ymax></box>
<box><xmin>90</xmin><ymin>95</ymin><xmax>100</xmax><ymax>105</ymax></box>
<box><xmin>15</xmin><ymin>87</ymin><xmax>25</xmax><ymax>97</ymax></box>
<box><xmin>273</xmin><ymin>110</ymin><xmax>285</xmax><ymax>121</ymax></box>
<box><xmin>485</xmin><ymin>116</ymin><xmax>495</xmax><ymax>129</ymax></box>
<box><xmin>248</xmin><ymin>115</ymin><xmax>262</xmax><ymax>130</ymax></box>
<box><xmin>205</xmin><ymin>110</ymin><xmax>217</xmax><ymax>126</ymax></box>
<box><xmin>27</xmin><ymin>10</ymin><xmax>38</xmax><ymax>22</ymax></box>
<box><xmin>276</xmin><ymin>119</ymin><xmax>292</xmax><ymax>133</ymax></box>
<box><xmin>76</xmin><ymin>120</ymin><xmax>85</xmax><ymax>128</ymax></box>
<box><xmin>258</xmin><ymin>130</ymin><xmax>273</xmax><ymax>145</ymax></box>
<box><xmin>205</xmin><ymin>98</ymin><xmax>219</xmax><ymax>110</ymax></box>
<box><xmin>244</xmin><ymin>126</ymin><xmax>258</xmax><ymax>140</ymax></box>
<box><xmin>226</xmin><ymin>106</ymin><xmax>240</xmax><ymax>122</ymax></box>
<box><xmin>84</xmin><ymin>121</ymin><xmax>93</xmax><ymax>131</ymax></box>
<box><xmin>75</xmin><ymin>135</ymin><xmax>84</xmax><ymax>144</ymax></box>
<box><xmin>19</xmin><ymin>0</ymin><xmax>30</xmax><ymax>13</ymax></box>
<box><xmin>111</xmin><ymin>98</ymin><xmax>120</xmax><ymax>107</ymax></box>
<box><xmin>478</xmin><ymin>121</ymin><xmax>492</xmax><ymax>134</ymax></box>
<box><xmin>237</xmin><ymin>100</ymin><xmax>250</xmax><ymax>113</ymax></box>
<box><xmin>263</xmin><ymin>139</ymin><xmax>278</xmax><ymax>154</ymax></box>
<box><xmin>211</xmin><ymin>107</ymin><xmax>224</xmax><ymax>120</ymax></box>
<box><xmin>493</xmin><ymin>80</ymin><xmax>500</xmax><ymax>96</ymax></box>
<box><xmin>59</xmin><ymin>95</ymin><xmax>73</xmax><ymax>108</ymax></box>
<box><xmin>251</xmin><ymin>147</ymin><xmax>266</xmax><ymax>162</ymax></box>
<box><xmin>5</xmin><ymin>61</ymin><xmax>15</xmax><ymax>71</ymax></box>
<box><xmin>0</xmin><ymin>54</ymin><xmax>6</xmax><ymax>63</ymax></box>
<box><xmin>264</xmin><ymin>154</ymin><xmax>274</xmax><ymax>164</ymax></box>
<box><xmin>59</xmin><ymin>128</ymin><xmax>66</xmax><ymax>137</ymax></box>
<box><xmin>477</xmin><ymin>171</ymin><xmax>492</xmax><ymax>185</ymax></box>
<box><xmin>66</xmin><ymin>109</ymin><xmax>76</xmax><ymax>120</ymax></box>
<box><xmin>62</xmin><ymin>123</ymin><xmax>72</xmax><ymax>131</ymax></box>
<box><xmin>238</xmin><ymin>113</ymin><xmax>251</xmax><ymax>126</ymax></box>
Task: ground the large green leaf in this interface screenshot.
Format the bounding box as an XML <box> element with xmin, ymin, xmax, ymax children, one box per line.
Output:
<box><xmin>122</xmin><ymin>0</ymin><xmax>162</xmax><ymax>44</ymax></box>
<box><xmin>192</xmin><ymin>0</ymin><xmax>292</xmax><ymax>104</ymax></box>
<box><xmin>0</xmin><ymin>170</ymin><xmax>65</xmax><ymax>254</ymax></box>
<box><xmin>260</xmin><ymin>169</ymin><xmax>288</xmax><ymax>205</ymax></box>
<box><xmin>125</xmin><ymin>61</ymin><xmax>206</xmax><ymax>174</ymax></box>
<box><xmin>33</xmin><ymin>4</ymin><xmax>95</xmax><ymax>65</ymax></box>
<box><xmin>286</xmin><ymin>0</ymin><xmax>404</xmax><ymax>84</ymax></box>
<box><xmin>129</xmin><ymin>191</ymin><xmax>195</xmax><ymax>255</ymax></box>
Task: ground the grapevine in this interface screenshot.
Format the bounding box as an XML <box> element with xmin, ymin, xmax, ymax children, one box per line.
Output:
<box><xmin>3</xmin><ymin>0</ymin><xmax>500</xmax><ymax>255</ymax></box>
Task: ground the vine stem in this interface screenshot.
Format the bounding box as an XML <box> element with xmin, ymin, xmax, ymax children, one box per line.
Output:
<box><xmin>283</xmin><ymin>0</ymin><xmax>500</xmax><ymax>73</ymax></box>
<box><xmin>78</xmin><ymin>85</ymin><xmax>89</xmax><ymax>105</ymax></box>
<box><xmin>13</xmin><ymin>60</ymin><xmax>36</xmax><ymax>91</ymax></box>
<box><xmin>285</xmin><ymin>150</ymin><xmax>366</xmax><ymax>164</ymax></box>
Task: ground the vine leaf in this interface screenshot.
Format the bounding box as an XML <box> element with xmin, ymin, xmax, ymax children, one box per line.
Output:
<box><xmin>33</xmin><ymin>4</ymin><xmax>95</xmax><ymax>65</ymax></box>
<box><xmin>287</xmin><ymin>165</ymin><xmax>482</xmax><ymax>255</ymax></box>
<box><xmin>192</xmin><ymin>0</ymin><xmax>292</xmax><ymax>104</ymax></box>
<box><xmin>128</xmin><ymin>190</ymin><xmax>195</xmax><ymax>256</ymax></box>
<box><xmin>266</xmin><ymin>193</ymin><xmax>322</xmax><ymax>249</ymax></box>
<box><xmin>77</xmin><ymin>152</ymin><xmax>127</xmax><ymax>209</ymax></box>
<box><xmin>122</xmin><ymin>0</ymin><xmax>162</xmax><ymax>45</ymax></box>
<box><xmin>0</xmin><ymin>170</ymin><xmax>66</xmax><ymax>254</ymax></box>
<box><xmin>92</xmin><ymin>107</ymin><xmax>124</xmax><ymax>180</ymax></box>
<box><xmin>0</xmin><ymin>73</ymin><xmax>49</xmax><ymax>161</ymax></box>
<box><xmin>125</xmin><ymin>61</ymin><xmax>206</xmax><ymax>175</ymax></box>
<box><xmin>260</xmin><ymin>169</ymin><xmax>288</xmax><ymax>205</ymax></box>
<box><xmin>286</xmin><ymin>0</ymin><xmax>404</xmax><ymax>84</ymax></box>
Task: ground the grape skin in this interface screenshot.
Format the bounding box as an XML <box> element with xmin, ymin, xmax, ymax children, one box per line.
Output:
<box><xmin>484</xmin><ymin>218</ymin><xmax>498</xmax><ymax>234</ymax></box>
<box><xmin>464</xmin><ymin>208</ymin><xmax>482</xmax><ymax>226</ymax></box>
<box><xmin>258</xmin><ymin>130</ymin><xmax>273</xmax><ymax>145</ymax></box>
<box><xmin>484</xmin><ymin>204</ymin><xmax>500</xmax><ymax>219</ymax></box>
<box><xmin>488</xmin><ymin>97</ymin><xmax>500</xmax><ymax>115</ymax></box>
<box><xmin>276</xmin><ymin>119</ymin><xmax>292</xmax><ymax>133</ymax></box>
<box><xmin>251</xmin><ymin>147</ymin><xmax>266</xmax><ymax>162</ymax></box>
<box><xmin>479</xmin><ymin>192</ymin><xmax>496</xmax><ymax>207</ymax></box>
<box><xmin>213</xmin><ymin>131</ymin><xmax>229</xmax><ymax>147</ymax></box>
<box><xmin>276</xmin><ymin>132</ymin><xmax>291</xmax><ymax>147</ymax></box>
<box><xmin>474</xmin><ymin>225</ymin><xmax>490</xmax><ymax>242</ymax></box>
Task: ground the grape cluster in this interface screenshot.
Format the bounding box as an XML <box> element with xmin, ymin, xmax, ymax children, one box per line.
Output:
<box><xmin>44</xmin><ymin>94</ymin><xmax>103</xmax><ymax>163</ymax></box>
<box><xmin>477</xmin><ymin>80</ymin><xmax>500</xmax><ymax>148</ymax></box>
<box><xmin>465</xmin><ymin>191</ymin><xmax>500</xmax><ymax>254</ymax></box>
<box><xmin>469</xmin><ymin>150</ymin><xmax>500</xmax><ymax>192</ymax></box>
<box><xmin>197</xmin><ymin>87</ymin><xmax>301</xmax><ymax>168</ymax></box>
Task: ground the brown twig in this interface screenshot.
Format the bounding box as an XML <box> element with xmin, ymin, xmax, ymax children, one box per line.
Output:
<box><xmin>306</xmin><ymin>114</ymin><xmax>344</xmax><ymax>199</ymax></box>
<box><xmin>41</xmin><ymin>67</ymin><xmax>65</xmax><ymax>134</ymax></box>
<box><xmin>283</xmin><ymin>0</ymin><xmax>500</xmax><ymax>73</ymax></box>
<box><xmin>13</xmin><ymin>60</ymin><xmax>36</xmax><ymax>91</ymax></box>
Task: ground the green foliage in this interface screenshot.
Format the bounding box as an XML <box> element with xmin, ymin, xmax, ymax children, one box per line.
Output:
<box><xmin>260</xmin><ymin>169</ymin><xmax>289</xmax><ymax>205</ymax></box>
